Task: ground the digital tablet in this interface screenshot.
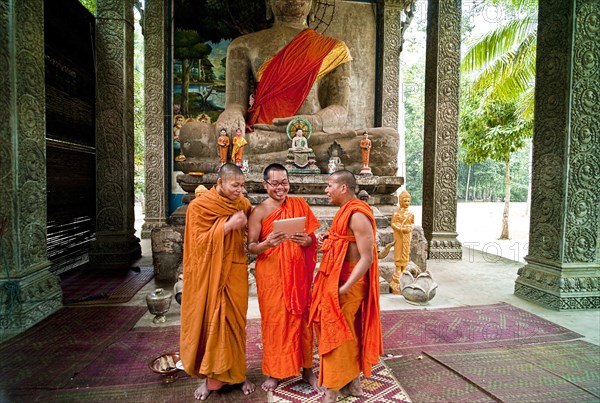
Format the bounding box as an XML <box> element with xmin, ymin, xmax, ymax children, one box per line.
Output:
<box><xmin>272</xmin><ymin>217</ymin><xmax>307</xmax><ymax>236</ymax></box>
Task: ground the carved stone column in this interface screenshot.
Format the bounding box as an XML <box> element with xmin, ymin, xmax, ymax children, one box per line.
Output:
<box><xmin>141</xmin><ymin>0</ymin><xmax>169</xmax><ymax>239</ymax></box>
<box><xmin>90</xmin><ymin>0</ymin><xmax>141</xmax><ymax>268</ymax></box>
<box><xmin>377</xmin><ymin>0</ymin><xmax>403</xmax><ymax>129</ymax></box>
<box><xmin>421</xmin><ymin>0</ymin><xmax>462</xmax><ymax>260</ymax></box>
<box><xmin>515</xmin><ymin>0</ymin><xmax>599</xmax><ymax>310</ymax></box>
<box><xmin>0</xmin><ymin>0</ymin><xmax>62</xmax><ymax>339</ymax></box>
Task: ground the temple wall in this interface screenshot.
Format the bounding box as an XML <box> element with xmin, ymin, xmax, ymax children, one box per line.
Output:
<box><xmin>325</xmin><ymin>1</ymin><xmax>378</xmax><ymax>130</ymax></box>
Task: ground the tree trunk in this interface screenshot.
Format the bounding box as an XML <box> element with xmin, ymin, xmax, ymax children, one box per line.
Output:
<box><xmin>499</xmin><ymin>159</ymin><xmax>511</xmax><ymax>239</ymax></box>
<box><xmin>465</xmin><ymin>164</ymin><xmax>471</xmax><ymax>202</ymax></box>
<box><xmin>182</xmin><ymin>58</ymin><xmax>191</xmax><ymax>116</ymax></box>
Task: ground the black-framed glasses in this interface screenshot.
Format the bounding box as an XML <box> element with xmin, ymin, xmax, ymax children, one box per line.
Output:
<box><xmin>265</xmin><ymin>180</ymin><xmax>290</xmax><ymax>188</ymax></box>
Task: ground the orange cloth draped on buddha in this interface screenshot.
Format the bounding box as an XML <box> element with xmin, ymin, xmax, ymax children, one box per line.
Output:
<box><xmin>246</xmin><ymin>28</ymin><xmax>351</xmax><ymax>131</ymax></box>
<box><xmin>180</xmin><ymin>187</ymin><xmax>253</xmax><ymax>389</ymax></box>
<box><xmin>255</xmin><ymin>197</ymin><xmax>320</xmax><ymax>378</ymax></box>
<box><xmin>309</xmin><ymin>198</ymin><xmax>383</xmax><ymax>390</ymax></box>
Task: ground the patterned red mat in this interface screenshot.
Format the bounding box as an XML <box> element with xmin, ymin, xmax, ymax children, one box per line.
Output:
<box><xmin>61</xmin><ymin>266</ymin><xmax>154</xmax><ymax>304</ymax></box>
<box><xmin>0</xmin><ymin>306</ymin><xmax>147</xmax><ymax>395</ymax></box>
<box><xmin>386</xmin><ymin>340</ymin><xmax>600</xmax><ymax>402</ymax></box>
<box><xmin>3</xmin><ymin>303</ymin><xmax>586</xmax><ymax>402</ymax></box>
<box><xmin>380</xmin><ymin>302</ymin><xmax>582</xmax><ymax>355</ymax></box>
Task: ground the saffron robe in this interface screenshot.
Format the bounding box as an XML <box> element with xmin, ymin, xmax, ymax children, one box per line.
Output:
<box><xmin>309</xmin><ymin>198</ymin><xmax>383</xmax><ymax>389</ymax></box>
<box><xmin>255</xmin><ymin>197</ymin><xmax>320</xmax><ymax>378</ymax></box>
<box><xmin>180</xmin><ymin>187</ymin><xmax>253</xmax><ymax>387</ymax></box>
<box><xmin>246</xmin><ymin>29</ymin><xmax>351</xmax><ymax>130</ymax></box>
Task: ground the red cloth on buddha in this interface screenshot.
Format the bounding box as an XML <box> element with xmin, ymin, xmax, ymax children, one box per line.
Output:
<box><xmin>246</xmin><ymin>29</ymin><xmax>341</xmax><ymax>131</ymax></box>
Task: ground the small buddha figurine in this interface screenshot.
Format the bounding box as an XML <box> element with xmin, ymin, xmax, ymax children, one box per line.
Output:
<box><xmin>291</xmin><ymin>128</ymin><xmax>309</xmax><ymax>150</ymax></box>
<box><xmin>217</xmin><ymin>129</ymin><xmax>230</xmax><ymax>168</ymax></box>
<box><xmin>359</xmin><ymin>131</ymin><xmax>372</xmax><ymax>175</ymax></box>
<box><xmin>389</xmin><ymin>190</ymin><xmax>415</xmax><ymax>294</ymax></box>
<box><xmin>173</xmin><ymin>114</ymin><xmax>185</xmax><ymax>163</ymax></box>
<box><xmin>231</xmin><ymin>128</ymin><xmax>248</xmax><ymax>167</ymax></box>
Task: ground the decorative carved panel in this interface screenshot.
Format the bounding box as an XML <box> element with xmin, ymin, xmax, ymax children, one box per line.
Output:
<box><xmin>421</xmin><ymin>0</ymin><xmax>462</xmax><ymax>260</ymax></box>
<box><xmin>515</xmin><ymin>0</ymin><xmax>599</xmax><ymax>310</ymax></box>
<box><xmin>142</xmin><ymin>0</ymin><xmax>169</xmax><ymax>239</ymax></box>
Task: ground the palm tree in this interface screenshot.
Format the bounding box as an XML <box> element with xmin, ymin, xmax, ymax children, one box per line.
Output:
<box><xmin>462</xmin><ymin>0</ymin><xmax>538</xmax><ymax>122</ymax></box>
<box><xmin>460</xmin><ymin>0</ymin><xmax>537</xmax><ymax>239</ymax></box>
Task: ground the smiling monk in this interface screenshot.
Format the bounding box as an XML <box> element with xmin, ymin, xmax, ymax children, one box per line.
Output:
<box><xmin>247</xmin><ymin>163</ymin><xmax>321</xmax><ymax>394</ymax></box>
<box><xmin>180</xmin><ymin>163</ymin><xmax>255</xmax><ymax>400</ymax></box>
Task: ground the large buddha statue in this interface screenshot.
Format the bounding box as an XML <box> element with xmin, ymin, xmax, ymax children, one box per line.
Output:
<box><xmin>215</xmin><ymin>0</ymin><xmax>399</xmax><ymax>176</ymax></box>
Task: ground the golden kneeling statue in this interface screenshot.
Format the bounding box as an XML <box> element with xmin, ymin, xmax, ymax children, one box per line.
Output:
<box><xmin>389</xmin><ymin>190</ymin><xmax>414</xmax><ymax>294</ymax></box>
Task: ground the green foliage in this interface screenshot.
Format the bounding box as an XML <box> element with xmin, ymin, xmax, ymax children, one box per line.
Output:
<box><xmin>78</xmin><ymin>0</ymin><xmax>96</xmax><ymax>14</ymax></box>
<box><xmin>403</xmin><ymin>62</ymin><xmax>425</xmax><ymax>206</ymax></box>
<box><xmin>174</xmin><ymin>30</ymin><xmax>213</xmax><ymax>60</ymax></box>
<box><xmin>460</xmin><ymin>89</ymin><xmax>530</xmax><ymax>166</ymax></box>
<box><xmin>461</xmin><ymin>0</ymin><xmax>538</xmax><ymax>122</ymax></box>
<box><xmin>175</xmin><ymin>0</ymin><xmax>269</xmax><ymax>40</ymax></box>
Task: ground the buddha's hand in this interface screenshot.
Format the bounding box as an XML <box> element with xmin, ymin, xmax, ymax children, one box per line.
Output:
<box><xmin>254</xmin><ymin>115</ymin><xmax>323</xmax><ymax>133</ymax></box>
<box><xmin>215</xmin><ymin>108</ymin><xmax>246</xmax><ymax>135</ymax></box>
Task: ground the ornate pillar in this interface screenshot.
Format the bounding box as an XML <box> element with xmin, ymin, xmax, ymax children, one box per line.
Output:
<box><xmin>377</xmin><ymin>0</ymin><xmax>402</xmax><ymax>129</ymax></box>
<box><xmin>141</xmin><ymin>0</ymin><xmax>169</xmax><ymax>239</ymax></box>
<box><xmin>0</xmin><ymin>0</ymin><xmax>62</xmax><ymax>339</ymax></box>
<box><xmin>421</xmin><ymin>0</ymin><xmax>462</xmax><ymax>260</ymax></box>
<box><xmin>90</xmin><ymin>0</ymin><xmax>141</xmax><ymax>268</ymax></box>
<box><xmin>378</xmin><ymin>0</ymin><xmax>415</xmax><ymax>130</ymax></box>
<box><xmin>515</xmin><ymin>0</ymin><xmax>599</xmax><ymax>310</ymax></box>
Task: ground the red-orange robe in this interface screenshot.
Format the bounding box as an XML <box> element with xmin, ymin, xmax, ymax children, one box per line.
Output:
<box><xmin>255</xmin><ymin>197</ymin><xmax>320</xmax><ymax>378</ymax></box>
<box><xmin>180</xmin><ymin>186</ymin><xmax>253</xmax><ymax>389</ymax></box>
<box><xmin>309</xmin><ymin>198</ymin><xmax>383</xmax><ymax>390</ymax></box>
<box><xmin>246</xmin><ymin>29</ymin><xmax>350</xmax><ymax>131</ymax></box>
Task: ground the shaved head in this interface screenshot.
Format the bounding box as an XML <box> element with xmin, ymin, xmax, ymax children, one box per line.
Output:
<box><xmin>218</xmin><ymin>162</ymin><xmax>244</xmax><ymax>180</ymax></box>
<box><xmin>329</xmin><ymin>169</ymin><xmax>356</xmax><ymax>194</ymax></box>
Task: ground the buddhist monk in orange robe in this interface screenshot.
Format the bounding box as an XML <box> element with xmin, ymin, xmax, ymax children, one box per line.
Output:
<box><xmin>309</xmin><ymin>170</ymin><xmax>383</xmax><ymax>403</ymax></box>
<box><xmin>180</xmin><ymin>163</ymin><xmax>256</xmax><ymax>400</ymax></box>
<box><xmin>247</xmin><ymin>163</ymin><xmax>322</xmax><ymax>394</ymax></box>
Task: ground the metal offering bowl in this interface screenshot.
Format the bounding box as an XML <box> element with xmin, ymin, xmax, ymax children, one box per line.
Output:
<box><xmin>148</xmin><ymin>352</ymin><xmax>181</xmax><ymax>383</ymax></box>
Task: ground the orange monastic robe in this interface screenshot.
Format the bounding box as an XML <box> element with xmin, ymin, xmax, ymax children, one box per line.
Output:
<box><xmin>180</xmin><ymin>187</ymin><xmax>253</xmax><ymax>388</ymax></box>
<box><xmin>309</xmin><ymin>198</ymin><xmax>383</xmax><ymax>390</ymax></box>
<box><xmin>255</xmin><ymin>197</ymin><xmax>320</xmax><ymax>378</ymax></box>
<box><xmin>246</xmin><ymin>29</ymin><xmax>351</xmax><ymax>131</ymax></box>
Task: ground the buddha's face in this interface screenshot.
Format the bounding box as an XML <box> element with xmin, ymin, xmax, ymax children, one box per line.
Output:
<box><xmin>399</xmin><ymin>193</ymin><xmax>411</xmax><ymax>208</ymax></box>
<box><xmin>271</xmin><ymin>0</ymin><xmax>312</xmax><ymax>19</ymax></box>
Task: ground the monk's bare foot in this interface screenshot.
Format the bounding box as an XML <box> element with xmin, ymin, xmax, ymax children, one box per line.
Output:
<box><xmin>302</xmin><ymin>367</ymin><xmax>324</xmax><ymax>395</ymax></box>
<box><xmin>241</xmin><ymin>379</ymin><xmax>255</xmax><ymax>395</ymax></box>
<box><xmin>341</xmin><ymin>377</ymin><xmax>363</xmax><ymax>397</ymax></box>
<box><xmin>194</xmin><ymin>379</ymin><xmax>212</xmax><ymax>401</ymax></box>
<box><xmin>261</xmin><ymin>376</ymin><xmax>279</xmax><ymax>392</ymax></box>
<box><xmin>322</xmin><ymin>388</ymin><xmax>338</xmax><ymax>402</ymax></box>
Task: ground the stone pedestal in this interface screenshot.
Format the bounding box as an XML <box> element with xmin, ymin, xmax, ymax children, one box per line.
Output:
<box><xmin>151</xmin><ymin>226</ymin><xmax>183</xmax><ymax>281</ymax></box>
<box><xmin>151</xmin><ymin>173</ymin><xmax>405</xmax><ymax>277</ymax></box>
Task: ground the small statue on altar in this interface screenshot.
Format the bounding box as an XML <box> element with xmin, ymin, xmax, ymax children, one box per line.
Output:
<box><xmin>291</xmin><ymin>128</ymin><xmax>309</xmax><ymax>150</ymax></box>
<box><xmin>285</xmin><ymin>117</ymin><xmax>320</xmax><ymax>173</ymax></box>
<box><xmin>389</xmin><ymin>190</ymin><xmax>415</xmax><ymax>294</ymax></box>
<box><xmin>217</xmin><ymin>129</ymin><xmax>230</xmax><ymax>168</ymax></box>
<box><xmin>359</xmin><ymin>131</ymin><xmax>372</xmax><ymax>175</ymax></box>
<box><xmin>231</xmin><ymin>128</ymin><xmax>248</xmax><ymax>167</ymax></box>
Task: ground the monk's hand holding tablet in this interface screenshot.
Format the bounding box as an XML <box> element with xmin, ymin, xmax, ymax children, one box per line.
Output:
<box><xmin>264</xmin><ymin>230</ymin><xmax>288</xmax><ymax>248</ymax></box>
<box><xmin>289</xmin><ymin>232</ymin><xmax>311</xmax><ymax>248</ymax></box>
